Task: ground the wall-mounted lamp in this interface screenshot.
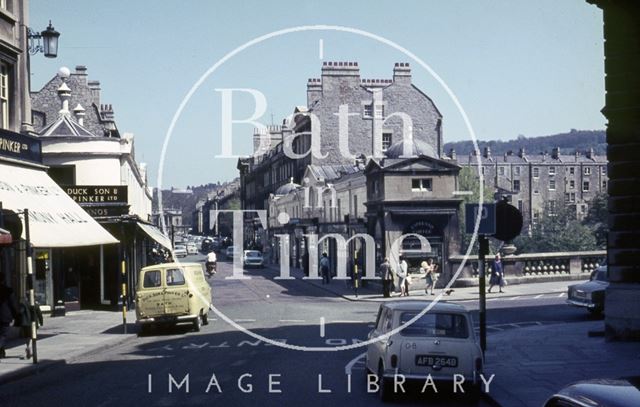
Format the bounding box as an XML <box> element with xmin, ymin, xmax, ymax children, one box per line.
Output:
<box><xmin>28</xmin><ymin>21</ymin><xmax>60</xmax><ymax>58</ymax></box>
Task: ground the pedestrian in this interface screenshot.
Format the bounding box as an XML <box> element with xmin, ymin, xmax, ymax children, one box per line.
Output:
<box><xmin>320</xmin><ymin>252</ymin><xmax>331</xmax><ymax>284</ymax></box>
<box><xmin>0</xmin><ymin>272</ymin><xmax>19</xmax><ymax>359</ymax></box>
<box><xmin>380</xmin><ymin>258</ymin><xmax>394</xmax><ymax>298</ymax></box>
<box><xmin>398</xmin><ymin>257</ymin><xmax>410</xmax><ymax>296</ymax></box>
<box><xmin>422</xmin><ymin>258</ymin><xmax>437</xmax><ymax>295</ymax></box>
<box><xmin>488</xmin><ymin>253</ymin><xmax>505</xmax><ymax>293</ymax></box>
<box><xmin>18</xmin><ymin>295</ymin><xmax>43</xmax><ymax>360</ymax></box>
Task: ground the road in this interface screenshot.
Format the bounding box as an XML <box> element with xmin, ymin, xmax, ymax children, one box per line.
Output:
<box><xmin>0</xmin><ymin>253</ymin><xmax>599</xmax><ymax>407</ymax></box>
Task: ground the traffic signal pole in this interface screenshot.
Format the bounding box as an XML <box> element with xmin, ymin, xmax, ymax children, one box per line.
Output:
<box><xmin>478</xmin><ymin>235</ymin><xmax>489</xmax><ymax>355</ymax></box>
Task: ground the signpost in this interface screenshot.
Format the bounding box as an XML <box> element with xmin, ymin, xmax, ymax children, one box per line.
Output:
<box><xmin>465</xmin><ymin>201</ymin><xmax>523</xmax><ymax>355</ymax></box>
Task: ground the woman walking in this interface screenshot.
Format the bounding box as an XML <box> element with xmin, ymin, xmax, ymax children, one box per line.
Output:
<box><xmin>422</xmin><ymin>258</ymin><xmax>436</xmax><ymax>295</ymax></box>
<box><xmin>398</xmin><ymin>257</ymin><xmax>410</xmax><ymax>296</ymax></box>
<box><xmin>488</xmin><ymin>253</ymin><xmax>505</xmax><ymax>293</ymax></box>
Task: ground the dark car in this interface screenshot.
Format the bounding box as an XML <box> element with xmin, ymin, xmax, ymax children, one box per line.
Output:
<box><xmin>544</xmin><ymin>378</ymin><xmax>640</xmax><ymax>407</ymax></box>
<box><xmin>567</xmin><ymin>266</ymin><xmax>608</xmax><ymax>315</ymax></box>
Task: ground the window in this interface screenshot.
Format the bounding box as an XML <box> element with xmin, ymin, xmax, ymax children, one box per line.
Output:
<box><xmin>569</xmin><ymin>167</ymin><xmax>575</xmax><ymax>175</ymax></box>
<box><xmin>382</xmin><ymin>132</ymin><xmax>392</xmax><ymax>152</ymax></box>
<box><xmin>514</xmin><ymin>166</ymin><xmax>521</xmax><ymax>176</ymax></box>
<box><xmin>533</xmin><ymin>189</ymin><xmax>539</xmax><ymax>195</ymax></box>
<box><xmin>166</xmin><ymin>269</ymin><xmax>185</xmax><ymax>286</ymax></box>
<box><xmin>337</xmin><ymin>199</ymin><xmax>341</xmax><ymax>219</ymax></box>
<box><xmin>565</xmin><ymin>193</ymin><xmax>576</xmax><ymax>203</ymax></box>
<box><xmin>549</xmin><ymin>166</ymin><xmax>556</xmax><ymax>175</ymax></box>
<box><xmin>548</xmin><ymin>200</ymin><xmax>556</xmax><ymax>215</ymax></box>
<box><xmin>569</xmin><ymin>180</ymin><xmax>575</xmax><ymax>189</ymax></box>
<box><xmin>498</xmin><ymin>166</ymin><xmax>505</xmax><ymax>176</ymax></box>
<box><xmin>584</xmin><ymin>167</ymin><xmax>591</xmax><ymax>176</ymax></box>
<box><xmin>481</xmin><ymin>167</ymin><xmax>485</xmax><ymax>176</ymax></box>
<box><xmin>517</xmin><ymin>199</ymin><xmax>523</xmax><ymax>212</ymax></box>
<box><xmin>353</xmin><ymin>195</ymin><xmax>358</xmax><ymax>218</ymax></box>
<box><xmin>601</xmin><ymin>166</ymin><xmax>607</xmax><ymax>176</ymax></box>
<box><xmin>602</xmin><ymin>180</ymin><xmax>607</xmax><ymax>190</ymax></box>
<box><xmin>533</xmin><ymin>167</ymin><xmax>539</xmax><ymax>178</ymax></box>
<box><xmin>549</xmin><ymin>179</ymin><xmax>556</xmax><ymax>191</ymax></box>
<box><xmin>513</xmin><ymin>180</ymin><xmax>520</xmax><ymax>192</ymax></box>
<box><xmin>0</xmin><ymin>62</ymin><xmax>9</xmax><ymax>129</ymax></box>
<box><xmin>48</xmin><ymin>165</ymin><xmax>76</xmax><ymax>185</ymax></box>
<box><xmin>533</xmin><ymin>211</ymin><xmax>540</xmax><ymax>223</ymax></box>
<box><xmin>583</xmin><ymin>181</ymin><xmax>590</xmax><ymax>192</ymax></box>
<box><xmin>363</xmin><ymin>103</ymin><xmax>373</xmax><ymax>118</ymax></box>
<box><xmin>411</xmin><ymin>178</ymin><xmax>433</xmax><ymax>191</ymax></box>
<box><xmin>399</xmin><ymin>312</ymin><xmax>469</xmax><ymax>339</ymax></box>
<box><xmin>143</xmin><ymin>270</ymin><xmax>162</xmax><ymax>288</ymax></box>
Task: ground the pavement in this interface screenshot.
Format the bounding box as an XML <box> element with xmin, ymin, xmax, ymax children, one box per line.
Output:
<box><xmin>264</xmin><ymin>262</ymin><xmax>573</xmax><ymax>303</ymax></box>
<box><xmin>0</xmin><ymin>309</ymin><xmax>136</xmax><ymax>385</ymax></box>
<box><xmin>484</xmin><ymin>320</ymin><xmax>640</xmax><ymax>407</ymax></box>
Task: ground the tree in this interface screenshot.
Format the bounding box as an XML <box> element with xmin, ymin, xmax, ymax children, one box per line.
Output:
<box><xmin>583</xmin><ymin>192</ymin><xmax>607</xmax><ymax>249</ymax></box>
<box><xmin>513</xmin><ymin>204</ymin><xmax>597</xmax><ymax>253</ymax></box>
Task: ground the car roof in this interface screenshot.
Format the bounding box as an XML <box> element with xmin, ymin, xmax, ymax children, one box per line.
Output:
<box><xmin>141</xmin><ymin>262</ymin><xmax>201</xmax><ymax>271</ymax></box>
<box><xmin>382</xmin><ymin>300</ymin><xmax>468</xmax><ymax>313</ymax></box>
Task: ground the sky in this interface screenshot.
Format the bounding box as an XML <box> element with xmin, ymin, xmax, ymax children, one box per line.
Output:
<box><xmin>30</xmin><ymin>0</ymin><xmax>605</xmax><ymax>189</ymax></box>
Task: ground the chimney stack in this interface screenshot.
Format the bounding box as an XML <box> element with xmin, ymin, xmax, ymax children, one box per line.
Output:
<box><xmin>518</xmin><ymin>147</ymin><xmax>525</xmax><ymax>158</ymax></box>
<box><xmin>73</xmin><ymin>103</ymin><xmax>86</xmax><ymax>126</ymax></box>
<box><xmin>552</xmin><ymin>147</ymin><xmax>560</xmax><ymax>159</ymax></box>
<box><xmin>307</xmin><ymin>78</ymin><xmax>322</xmax><ymax>106</ymax></box>
<box><xmin>448</xmin><ymin>148</ymin><xmax>456</xmax><ymax>160</ymax></box>
<box><xmin>483</xmin><ymin>146</ymin><xmax>491</xmax><ymax>158</ymax></box>
<box><xmin>393</xmin><ymin>62</ymin><xmax>411</xmax><ymax>84</ymax></box>
<box><xmin>88</xmin><ymin>80</ymin><xmax>101</xmax><ymax>105</ymax></box>
<box><xmin>321</xmin><ymin>61</ymin><xmax>360</xmax><ymax>92</ymax></box>
<box><xmin>586</xmin><ymin>148</ymin><xmax>594</xmax><ymax>159</ymax></box>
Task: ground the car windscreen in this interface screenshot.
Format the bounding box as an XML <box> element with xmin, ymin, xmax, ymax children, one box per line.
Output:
<box><xmin>399</xmin><ymin>312</ymin><xmax>469</xmax><ymax>338</ymax></box>
<box><xmin>175</xmin><ymin>245</ymin><xmax>186</xmax><ymax>250</ymax></box>
<box><xmin>245</xmin><ymin>251</ymin><xmax>261</xmax><ymax>258</ymax></box>
<box><xmin>166</xmin><ymin>268</ymin><xmax>186</xmax><ymax>286</ymax></box>
<box><xmin>143</xmin><ymin>270</ymin><xmax>162</xmax><ymax>288</ymax></box>
<box><xmin>596</xmin><ymin>270</ymin><xmax>607</xmax><ymax>281</ymax></box>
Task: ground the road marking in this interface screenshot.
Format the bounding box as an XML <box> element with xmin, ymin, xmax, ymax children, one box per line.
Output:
<box><xmin>279</xmin><ymin>319</ymin><xmax>306</xmax><ymax>323</ymax></box>
<box><xmin>234</xmin><ymin>319</ymin><xmax>256</xmax><ymax>323</ymax></box>
<box><xmin>557</xmin><ymin>293</ymin><xmax>566</xmax><ymax>297</ymax></box>
<box><xmin>509</xmin><ymin>296</ymin><xmax>521</xmax><ymax>300</ymax></box>
<box><xmin>320</xmin><ymin>317</ymin><xmax>326</xmax><ymax>338</ymax></box>
<box><xmin>345</xmin><ymin>352</ymin><xmax>367</xmax><ymax>375</ymax></box>
<box><xmin>534</xmin><ymin>294</ymin><xmax>544</xmax><ymax>299</ymax></box>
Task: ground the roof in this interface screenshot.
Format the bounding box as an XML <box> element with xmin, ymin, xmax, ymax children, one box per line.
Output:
<box><xmin>382</xmin><ymin>300</ymin><xmax>468</xmax><ymax>313</ymax></box>
<box><xmin>141</xmin><ymin>262</ymin><xmax>202</xmax><ymax>270</ymax></box>
<box><xmin>308</xmin><ymin>164</ymin><xmax>360</xmax><ymax>181</ymax></box>
<box><xmin>38</xmin><ymin>114</ymin><xmax>97</xmax><ymax>138</ymax></box>
<box><xmin>275</xmin><ymin>178</ymin><xmax>301</xmax><ymax>195</ymax></box>
<box><xmin>463</xmin><ymin>153</ymin><xmax>606</xmax><ymax>165</ymax></box>
<box><xmin>385</xmin><ymin>138</ymin><xmax>438</xmax><ymax>159</ymax></box>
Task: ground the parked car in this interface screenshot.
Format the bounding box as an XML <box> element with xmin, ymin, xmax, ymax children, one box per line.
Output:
<box><xmin>567</xmin><ymin>265</ymin><xmax>608</xmax><ymax>315</ymax></box>
<box><xmin>543</xmin><ymin>378</ymin><xmax>640</xmax><ymax>407</ymax></box>
<box><xmin>135</xmin><ymin>262</ymin><xmax>212</xmax><ymax>334</ymax></box>
<box><xmin>225</xmin><ymin>246</ymin><xmax>237</xmax><ymax>259</ymax></box>
<box><xmin>365</xmin><ymin>301</ymin><xmax>483</xmax><ymax>401</ymax></box>
<box><xmin>173</xmin><ymin>245</ymin><xmax>187</xmax><ymax>258</ymax></box>
<box><xmin>186</xmin><ymin>243</ymin><xmax>198</xmax><ymax>255</ymax></box>
<box><xmin>243</xmin><ymin>250</ymin><xmax>264</xmax><ymax>268</ymax></box>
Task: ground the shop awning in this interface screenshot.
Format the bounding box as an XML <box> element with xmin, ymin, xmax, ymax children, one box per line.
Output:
<box><xmin>0</xmin><ymin>162</ymin><xmax>119</xmax><ymax>247</ymax></box>
<box><xmin>137</xmin><ymin>222</ymin><xmax>173</xmax><ymax>250</ymax></box>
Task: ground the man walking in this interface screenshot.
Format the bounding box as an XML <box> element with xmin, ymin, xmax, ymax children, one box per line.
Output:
<box><xmin>488</xmin><ymin>253</ymin><xmax>505</xmax><ymax>293</ymax></box>
<box><xmin>0</xmin><ymin>272</ymin><xmax>19</xmax><ymax>359</ymax></box>
<box><xmin>320</xmin><ymin>252</ymin><xmax>331</xmax><ymax>284</ymax></box>
<box><xmin>380</xmin><ymin>258</ymin><xmax>393</xmax><ymax>298</ymax></box>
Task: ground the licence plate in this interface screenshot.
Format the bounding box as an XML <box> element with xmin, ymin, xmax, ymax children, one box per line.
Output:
<box><xmin>415</xmin><ymin>355</ymin><xmax>458</xmax><ymax>368</ymax></box>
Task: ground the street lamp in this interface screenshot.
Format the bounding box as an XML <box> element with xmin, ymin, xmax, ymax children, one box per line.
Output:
<box><xmin>28</xmin><ymin>21</ymin><xmax>60</xmax><ymax>58</ymax></box>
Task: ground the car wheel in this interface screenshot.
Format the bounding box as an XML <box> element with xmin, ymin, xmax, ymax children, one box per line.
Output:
<box><xmin>202</xmin><ymin>310</ymin><xmax>209</xmax><ymax>325</ymax></box>
<box><xmin>378</xmin><ymin>363</ymin><xmax>392</xmax><ymax>402</ymax></box>
<box><xmin>138</xmin><ymin>324</ymin><xmax>151</xmax><ymax>337</ymax></box>
<box><xmin>193</xmin><ymin>314</ymin><xmax>202</xmax><ymax>332</ymax></box>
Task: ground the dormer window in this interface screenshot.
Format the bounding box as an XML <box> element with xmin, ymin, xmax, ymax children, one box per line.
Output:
<box><xmin>411</xmin><ymin>178</ymin><xmax>432</xmax><ymax>192</ymax></box>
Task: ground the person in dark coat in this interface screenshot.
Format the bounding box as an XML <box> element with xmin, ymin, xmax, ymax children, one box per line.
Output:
<box><xmin>488</xmin><ymin>253</ymin><xmax>505</xmax><ymax>293</ymax></box>
<box><xmin>18</xmin><ymin>295</ymin><xmax>43</xmax><ymax>360</ymax></box>
<box><xmin>380</xmin><ymin>258</ymin><xmax>394</xmax><ymax>298</ymax></box>
<box><xmin>0</xmin><ymin>271</ymin><xmax>19</xmax><ymax>359</ymax></box>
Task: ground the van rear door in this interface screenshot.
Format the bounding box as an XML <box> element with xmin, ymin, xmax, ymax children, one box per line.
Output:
<box><xmin>138</xmin><ymin>269</ymin><xmax>165</xmax><ymax>318</ymax></box>
<box><xmin>163</xmin><ymin>268</ymin><xmax>190</xmax><ymax>315</ymax></box>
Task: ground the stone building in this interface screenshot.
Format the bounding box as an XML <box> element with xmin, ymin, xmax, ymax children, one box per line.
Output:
<box><xmin>457</xmin><ymin>146</ymin><xmax>608</xmax><ymax>228</ymax></box>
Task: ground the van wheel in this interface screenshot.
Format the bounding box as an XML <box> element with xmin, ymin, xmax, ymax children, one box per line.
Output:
<box><xmin>202</xmin><ymin>310</ymin><xmax>209</xmax><ymax>325</ymax></box>
<box><xmin>138</xmin><ymin>324</ymin><xmax>151</xmax><ymax>337</ymax></box>
<box><xmin>193</xmin><ymin>315</ymin><xmax>202</xmax><ymax>332</ymax></box>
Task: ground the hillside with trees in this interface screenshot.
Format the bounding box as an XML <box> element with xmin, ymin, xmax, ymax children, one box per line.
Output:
<box><xmin>444</xmin><ymin>129</ymin><xmax>605</xmax><ymax>156</ymax></box>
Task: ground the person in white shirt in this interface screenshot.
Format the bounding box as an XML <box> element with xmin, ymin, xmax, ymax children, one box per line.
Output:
<box><xmin>206</xmin><ymin>251</ymin><xmax>217</xmax><ymax>275</ymax></box>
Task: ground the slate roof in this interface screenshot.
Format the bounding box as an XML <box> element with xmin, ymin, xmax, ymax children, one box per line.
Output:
<box><xmin>38</xmin><ymin>114</ymin><xmax>98</xmax><ymax>137</ymax></box>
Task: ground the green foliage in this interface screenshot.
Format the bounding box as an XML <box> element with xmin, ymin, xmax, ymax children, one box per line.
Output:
<box><xmin>583</xmin><ymin>192</ymin><xmax>608</xmax><ymax>249</ymax></box>
<box><xmin>513</xmin><ymin>204</ymin><xmax>598</xmax><ymax>253</ymax></box>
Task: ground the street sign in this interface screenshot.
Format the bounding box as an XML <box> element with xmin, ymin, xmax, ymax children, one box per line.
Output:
<box><xmin>465</xmin><ymin>203</ymin><xmax>496</xmax><ymax>235</ymax></box>
<box><xmin>493</xmin><ymin>199</ymin><xmax>523</xmax><ymax>242</ymax></box>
